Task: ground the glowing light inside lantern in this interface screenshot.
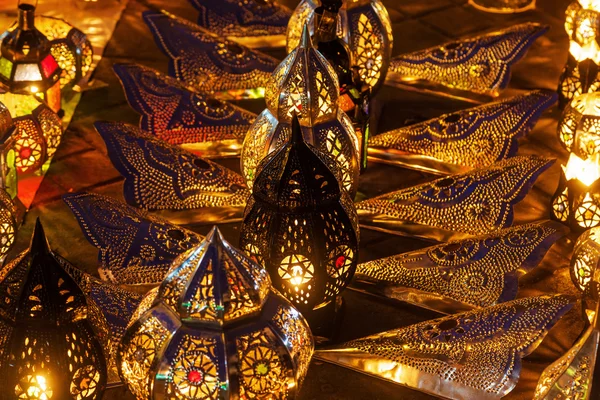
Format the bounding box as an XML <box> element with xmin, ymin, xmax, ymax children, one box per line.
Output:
<box><xmin>562</xmin><ymin>153</ymin><xmax>600</xmax><ymax>186</ymax></box>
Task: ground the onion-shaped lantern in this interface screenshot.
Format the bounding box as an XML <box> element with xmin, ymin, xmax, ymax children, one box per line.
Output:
<box><xmin>242</xmin><ymin>25</ymin><xmax>359</xmax><ymax>197</ymax></box>
<box><xmin>0</xmin><ymin>219</ymin><xmax>107</xmax><ymax>399</ymax></box>
<box><xmin>118</xmin><ymin>226</ymin><xmax>314</xmax><ymax>399</ymax></box>
<box><xmin>240</xmin><ymin>114</ymin><xmax>359</xmax><ymax>338</ymax></box>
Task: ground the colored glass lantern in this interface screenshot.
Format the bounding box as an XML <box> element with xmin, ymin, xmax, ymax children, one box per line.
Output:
<box><xmin>286</xmin><ymin>0</ymin><xmax>393</xmax><ymax>93</ymax></box>
<box><xmin>0</xmin><ymin>1</ymin><xmax>62</xmax><ymax>117</ymax></box>
<box><xmin>559</xmin><ymin>1</ymin><xmax>600</xmax><ymax>108</ymax></box>
<box><xmin>0</xmin><ymin>219</ymin><xmax>107</xmax><ymax>399</ymax></box>
<box><xmin>468</xmin><ymin>0</ymin><xmax>535</xmax><ymax>13</ymax></box>
<box><xmin>118</xmin><ymin>226</ymin><xmax>314</xmax><ymax>399</ymax></box>
<box><xmin>242</xmin><ymin>26</ymin><xmax>359</xmax><ymax>197</ymax></box>
<box><xmin>240</xmin><ymin>114</ymin><xmax>359</xmax><ymax>338</ymax></box>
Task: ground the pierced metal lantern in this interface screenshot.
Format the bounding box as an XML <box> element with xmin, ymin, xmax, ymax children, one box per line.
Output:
<box><xmin>559</xmin><ymin>1</ymin><xmax>600</xmax><ymax>108</ymax></box>
<box><xmin>0</xmin><ymin>2</ymin><xmax>61</xmax><ymax>117</ymax></box>
<box><xmin>571</xmin><ymin>227</ymin><xmax>600</xmax><ymax>292</ymax></box>
<box><xmin>286</xmin><ymin>0</ymin><xmax>393</xmax><ymax>93</ymax></box>
<box><xmin>242</xmin><ymin>26</ymin><xmax>359</xmax><ymax>196</ymax></box>
<box><xmin>558</xmin><ymin>92</ymin><xmax>600</xmax><ymax>151</ymax></box>
<box><xmin>118</xmin><ymin>226</ymin><xmax>314</xmax><ymax>400</ymax></box>
<box><xmin>240</xmin><ymin>115</ymin><xmax>359</xmax><ymax>337</ymax></box>
<box><xmin>0</xmin><ymin>219</ymin><xmax>107</xmax><ymax>399</ymax></box>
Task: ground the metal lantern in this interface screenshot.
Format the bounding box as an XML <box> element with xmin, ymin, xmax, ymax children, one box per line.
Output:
<box><xmin>558</xmin><ymin>92</ymin><xmax>600</xmax><ymax>151</ymax></box>
<box><xmin>286</xmin><ymin>0</ymin><xmax>393</xmax><ymax>93</ymax></box>
<box><xmin>558</xmin><ymin>1</ymin><xmax>600</xmax><ymax>108</ymax></box>
<box><xmin>118</xmin><ymin>226</ymin><xmax>314</xmax><ymax>399</ymax></box>
<box><xmin>0</xmin><ymin>1</ymin><xmax>61</xmax><ymax>117</ymax></box>
<box><xmin>242</xmin><ymin>26</ymin><xmax>359</xmax><ymax>196</ymax></box>
<box><xmin>240</xmin><ymin>114</ymin><xmax>359</xmax><ymax>338</ymax></box>
<box><xmin>571</xmin><ymin>227</ymin><xmax>600</xmax><ymax>292</ymax></box>
<box><xmin>0</xmin><ymin>219</ymin><xmax>107</xmax><ymax>399</ymax></box>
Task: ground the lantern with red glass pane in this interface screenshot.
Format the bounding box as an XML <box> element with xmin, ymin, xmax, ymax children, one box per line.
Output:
<box><xmin>0</xmin><ymin>1</ymin><xmax>61</xmax><ymax>117</ymax></box>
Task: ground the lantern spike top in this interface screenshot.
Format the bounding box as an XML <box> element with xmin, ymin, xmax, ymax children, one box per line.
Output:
<box><xmin>30</xmin><ymin>217</ymin><xmax>50</xmax><ymax>257</ymax></box>
<box><xmin>300</xmin><ymin>22</ymin><xmax>312</xmax><ymax>49</ymax></box>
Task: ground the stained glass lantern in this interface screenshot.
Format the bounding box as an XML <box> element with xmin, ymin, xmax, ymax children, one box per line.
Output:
<box><xmin>571</xmin><ymin>227</ymin><xmax>600</xmax><ymax>292</ymax></box>
<box><xmin>286</xmin><ymin>0</ymin><xmax>393</xmax><ymax>93</ymax></box>
<box><xmin>0</xmin><ymin>219</ymin><xmax>107</xmax><ymax>399</ymax></box>
<box><xmin>118</xmin><ymin>226</ymin><xmax>314</xmax><ymax>399</ymax></box>
<box><xmin>0</xmin><ymin>1</ymin><xmax>61</xmax><ymax>117</ymax></box>
<box><xmin>242</xmin><ymin>26</ymin><xmax>359</xmax><ymax>197</ymax></box>
<box><xmin>558</xmin><ymin>1</ymin><xmax>600</xmax><ymax>108</ymax></box>
<box><xmin>240</xmin><ymin>114</ymin><xmax>359</xmax><ymax>339</ymax></box>
<box><xmin>468</xmin><ymin>0</ymin><xmax>535</xmax><ymax>13</ymax></box>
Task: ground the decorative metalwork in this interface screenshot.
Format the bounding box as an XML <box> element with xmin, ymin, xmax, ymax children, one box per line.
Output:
<box><xmin>469</xmin><ymin>0</ymin><xmax>536</xmax><ymax>13</ymax></box>
<box><xmin>143</xmin><ymin>10</ymin><xmax>278</xmax><ymax>98</ymax></box>
<box><xmin>0</xmin><ymin>101</ymin><xmax>19</xmax><ymax>201</ymax></box>
<box><xmin>63</xmin><ymin>192</ymin><xmax>203</xmax><ymax>286</ymax></box>
<box><xmin>242</xmin><ymin>26</ymin><xmax>359</xmax><ymax>196</ymax></box>
<box><xmin>352</xmin><ymin>221</ymin><xmax>566</xmax><ymax>314</ymax></box>
<box><xmin>240</xmin><ymin>115</ymin><xmax>359</xmax><ymax>336</ymax></box>
<box><xmin>387</xmin><ymin>23</ymin><xmax>548</xmax><ymax>101</ymax></box>
<box><xmin>286</xmin><ymin>0</ymin><xmax>393</xmax><ymax>92</ymax></box>
<box><xmin>0</xmin><ymin>188</ymin><xmax>17</xmax><ymax>264</ymax></box>
<box><xmin>12</xmin><ymin>107</ymin><xmax>48</xmax><ymax>173</ymax></box>
<box><xmin>315</xmin><ymin>295</ymin><xmax>573</xmax><ymax>400</ymax></box>
<box><xmin>118</xmin><ymin>226</ymin><xmax>314</xmax><ymax>399</ymax></box>
<box><xmin>368</xmin><ymin>90</ymin><xmax>557</xmax><ymax>175</ymax></box>
<box><xmin>0</xmin><ymin>219</ymin><xmax>107</xmax><ymax>399</ymax></box>
<box><xmin>188</xmin><ymin>0</ymin><xmax>292</xmax><ymax>48</ymax></box>
<box><xmin>570</xmin><ymin>227</ymin><xmax>600</xmax><ymax>292</ymax></box>
<box><xmin>558</xmin><ymin>92</ymin><xmax>600</xmax><ymax>152</ymax></box>
<box><xmin>113</xmin><ymin>63</ymin><xmax>256</xmax><ymax>158</ymax></box>
<box><xmin>356</xmin><ymin>155</ymin><xmax>553</xmax><ymax>241</ymax></box>
<box><xmin>95</xmin><ymin>121</ymin><xmax>249</xmax><ymax>224</ymax></box>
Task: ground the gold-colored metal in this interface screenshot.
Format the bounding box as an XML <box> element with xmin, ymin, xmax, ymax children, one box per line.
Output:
<box><xmin>469</xmin><ymin>0</ymin><xmax>536</xmax><ymax>13</ymax></box>
<box><xmin>315</xmin><ymin>295</ymin><xmax>573</xmax><ymax>400</ymax></box>
<box><xmin>368</xmin><ymin>90</ymin><xmax>557</xmax><ymax>174</ymax></box>
<box><xmin>558</xmin><ymin>92</ymin><xmax>600</xmax><ymax>152</ymax></box>
<box><xmin>351</xmin><ymin>221</ymin><xmax>566</xmax><ymax>314</ymax></box>
<box><xmin>242</xmin><ymin>25</ymin><xmax>359</xmax><ymax>196</ymax></box>
<box><xmin>570</xmin><ymin>227</ymin><xmax>600</xmax><ymax>292</ymax></box>
<box><xmin>387</xmin><ymin>23</ymin><xmax>548</xmax><ymax>102</ymax></box>
<box><xmin>286</xmin><ymin>0</ymin><xmax>393</xmax><ymax>93</ymax></box>
<box><xmin>356</xmin><ymin>156</ymin><xmax>553</xmax><ymax>241</ymax></box>
<box><xmin>0</xmin><ymin>188</ymin><xmax>17</xmax><ymax>264</ymax></box>
<box><xmin>117</xmin><ymin>227</ymin><xmax>314</xmax><ymax>399</ymax></box>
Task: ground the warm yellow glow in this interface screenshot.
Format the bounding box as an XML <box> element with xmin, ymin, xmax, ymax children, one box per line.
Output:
<box><xmin>29</xmin><ymin>86</ymin><xmax>39</xmax><ymax>94</ymax></box>
<box><xmin>569</xmin><ymin>35</ymin><xmax>600</xmax><ymax>63</ymax></box>
<box><xmin>563</xmin><ymin>153</ymin><xmax>600</xmax><ymax>186</ymax></box>
<box><xmin>579</xmin><ymin>0</ymin><xmax>600</xmax><ymax>10</ymax></box>
<box><xmin>15</xmin><ymin>374</ymin><xmax>53</xmax><ymax>399</ymax></box>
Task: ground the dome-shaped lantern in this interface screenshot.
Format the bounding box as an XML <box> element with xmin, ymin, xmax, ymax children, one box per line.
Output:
<box><xmin>118</xmin><ymin>226</ymin><xmax>314</xmax><ymax>399</ymax></box>
<box><xmin>242</xmin><ymin>25</ymin><xmax>359</xmax><ymax>197</ymax></box>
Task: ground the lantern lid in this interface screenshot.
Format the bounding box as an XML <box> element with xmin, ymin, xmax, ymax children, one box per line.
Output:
<box><xmin>155</xmin><ymin>226</ymin><xmax>271</xmax><ymax>326</ymax></box>
<box><xmin>253</xmin><ymin>113</ymin><xmax>342</xmax><ymax>210</ymax></box>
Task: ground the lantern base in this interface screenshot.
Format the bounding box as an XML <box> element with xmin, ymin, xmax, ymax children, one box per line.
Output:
<box><xmin>306</xmin><ymin>296</ymin><xmax>345</xmax><ymax>344</ymax></box>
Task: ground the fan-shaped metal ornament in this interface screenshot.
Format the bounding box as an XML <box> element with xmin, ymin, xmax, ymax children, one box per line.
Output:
<box><xmin>356</xmin><ymin>155</ymin><xmax>554</xmax><ymax>241</ymax></box>
<box><xmin>315</xmin><ymin>295</ymin><xmax>573</xmax><ymax>400</ymax></box>
<box><xmin>352</xmin><ymin>221</ymin><xmax>566</xmax><ymax>314</ymax></box>
<box><xmin>63</xmin><ymin>192</ymin><xmax>203</xmax><ymax>286</ymax></box>
<box><xmin>386</xmin><ymin>23</ymin><xmax>548</xmax><ymax>102</ymax></box>
<box><xmin>95</xmin><ymin>121</ymin><xmax>250</xmax><ymax>225</ymax></box>
<box><xmin>368</xmin><ymin>90</ymin><xmax>557</xmax><ymax>175</ymax></box>
<box><xmin>143</xmin><ymin>10</ymin><xmax>278</xmax><ymax>99</ymax></box>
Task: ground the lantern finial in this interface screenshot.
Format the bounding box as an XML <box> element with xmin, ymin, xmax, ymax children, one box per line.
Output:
<box><xmin>290</xmin><ymin>112</ymin><xmax>303</xmax><ymax>144</ymax></box>
<box><xmin>30</xmin><ymin>217</ymin><xmax>50</xmax><ymax>256</ymax></box>
<box><xmin>300</xmin><ymin>22</ymin><xmax>312</xmax><ymax>49</ymax></box>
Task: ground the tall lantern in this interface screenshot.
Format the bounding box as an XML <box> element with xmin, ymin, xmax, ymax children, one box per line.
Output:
<box><xmin>242</xmin><ymin>25</ymin><xmax>359</xmax><ymax>197</ymax></box>
<box><xmin>286</xmin><ymin>0</ymin><xmax>393</xmax><ymax>94</ymax></box>
<box><xmin>0</xmin><ymin>219</ymin><xmax>107</xmax><ymax>399</ymax></box>
<box><xmin>0</xmin><ymin>1</ymin><xmax>62</xmax><ymax>117</ymax></box>
<box><xmin>240</xmin><ymin>114</ymin><xmax>359</xmax><ymax>339</ymax></box>
<box><xmin>118</xmin><ymin>226</ymin><xmax>314</xmax><ymax>399</ymax></box>
<box><xmin>558</xmin><ymin>0</ymin><xmax>600</xmax><ymax>108</ymax></box>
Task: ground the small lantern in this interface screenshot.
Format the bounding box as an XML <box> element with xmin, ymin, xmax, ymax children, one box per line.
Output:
<box><xmin>558</xmin><ymin>92</ymin><xmax>600</xmax><ymax>150</ymax></box>
<box><xmin>570</xmin><ymin>226</ymin><xmax>600</xmax><ymax>292</ymax></box>
<box><xmin>240</xmin><ymin>114</ymin><xmax>359</xmax><ymax>338</ymax></box>
<box><xmin>558</xmin><ymin>1</ymin><xmax>600</xmax><ymax>108</ymax></box>
<box><xmin>242</xmin><ymin>26</ymin><xmax>359</xmax><ymax>196</ymax></box>
<box><xmin>118</xmin><ymin>226</ymin><xmax>314</xmax><ymax>399</ymax></box>
<box><xmin>468</xmin><ymin>0</ymin><xmax>535</xmax><ymax>13</ymax></box>
<box><xmin>286</xmin><ymin>0</ymin><xmax>393</xmax><ymax>93</ymax></box>
<box><xmin>0</xmin><ymin>219</ymin><xmax>107</xmax><ymax>399</ymax></box>
<box><xmin>0</xmin><ymin>1</ymin><xmax>62</xmax><ymax>117</ymax></box>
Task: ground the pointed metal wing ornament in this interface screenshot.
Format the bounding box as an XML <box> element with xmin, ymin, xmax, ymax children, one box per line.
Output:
<box><xmin>63</xmin><ymin>192</ymin><xmax>203</xmax><ymax>285</ymax></box>
<box><xmin>95</xmin><ymin>121</ymin><xmax>250</xmax><ymax>225</ymax></box>
<box><xmin>355</xmin><ymin>156</ymin><xmax>554</xmax><ymax>241</ymax></box>
<box><xmin>386</xmin><ymin>23</ymin><xmax>548</xmax><ymax>102</ymax></box>
<box><xmin>352</xmin><ymin>221</ymin><xmax>566</xmax><ymax>314</ymax></box>
<box><xmin>188</xmin><ymin>0</ymin><xmax>292</xmax><ymax>48</ymax></box>
<box><xmin>368</xmin><ymin>91</ymin><xmax>557</xmax><ymax>175</ymax></box>
<box><xmin>143</xmin><ymin>10</ymin><xmax>278</xmax><ymax>99</ymax></box>
<box><xmin>316</xmin><ymin>295</ymin><xmax>573</xmax><ymax>400</ymax></box>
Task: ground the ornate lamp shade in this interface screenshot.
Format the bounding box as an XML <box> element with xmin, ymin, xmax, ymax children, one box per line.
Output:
<box><xmin>286</xmin><ymin>0</ymin><xmax>393</xmax><ymax>93</ymax></box>
<box><xmin>0</xmin><ymin>2</ymin><xmax>61</xmax><ymax>116</ymax></box>
<box><xmin>0</xmin><ymin>188</ymin><xmax>18</xmax><ymax>263</ymax></box>
<box><xmin>240</xmin><ymin>115</ymin><xmax>359</xmax><ymax>336</ymax></box>
<box><xmin>570</xmin><ymin>227</ymin><xmax>600</xmax><ymax>292</ymax></box>
<box><xmin>242</xmin><ymin>26</ymin><xmax>359</xmax><ymax>196</ymax></box>
<box><xmin>118</xmin><ymin>226</ymin><xmax>314</xmax><ymax>399</ymax></box>
<box><xmin>0</xmin><ymin>220</ymin><xmax>107</xmax><ymax>399</ymax></box>
<box><xmin>558</xmin><ymin>92</ymin><xmax>600</xmax><ymax>151</ymax></box>
<box><xmin>559</xmin><ymin>1</ymin><xmax>600</xmax><ymax>108</ymax></box>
